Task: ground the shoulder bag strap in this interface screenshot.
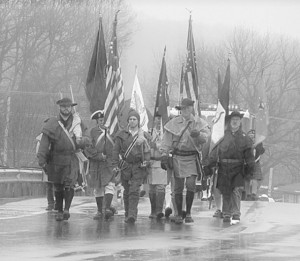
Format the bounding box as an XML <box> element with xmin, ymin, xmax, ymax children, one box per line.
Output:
<box><xmin>58</xmin><ymin>121</ymin><xmax>76</xmax><ymax>150</ymax></box>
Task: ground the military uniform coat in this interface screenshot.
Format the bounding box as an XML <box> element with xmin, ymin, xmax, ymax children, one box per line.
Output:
<box><xmin>37</xmin><ymin>114</ymin><xmax>80</xmax><ymax>187</ymax></box>
<box><xmin>84</xmin><ymin>126</ymin><xmax>114</xmax><ymax>189</ymax></box>
<box><xmin>209</xmin><ymin>128</ymin><xmax>255</xmax><ymax>195</ymax></box>
<box><xmin>112</xmin><ymin>128</ymin><xmax>151</xmax><ymax>182</ymax></box>
<box><xmin>160</xmin><ymin>114</ymin><xmax>210</xmax><ymax>178</ymax></box>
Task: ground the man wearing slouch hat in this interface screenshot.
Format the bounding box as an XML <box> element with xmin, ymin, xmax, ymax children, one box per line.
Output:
<box><xmin>160</xmin><ymin>98</ymin><xmax>210</xmax><ymax>224</ymax></box>
<box><xmin>37</xmin><ymin>97</ymin><xmax>86</xmax><ymax>221</ymax></box>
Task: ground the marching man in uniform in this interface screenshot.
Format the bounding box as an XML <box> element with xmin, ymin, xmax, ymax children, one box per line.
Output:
<box><xmin>112</xmin><ymin>109</ymin><xmax>151</xmax><ymax>224</ymax></box>
<box><xmin>209</xmin><ymin>110</ymin><xmax>255</xmax><ymax>223</ymax></box>
<box><xmin>84</xmin><ymin>110</ymin><xmax>116</xmax><ymax>220</ymax></box>
<box><xmin>160</xmin><ymin>98</ymin><xmax>210</xmax><ymax>224</ymax></box>
<box><xmin>37</xmin><ymin>97</ymin><xmax>86</xmax><ymax>221</ymax></box>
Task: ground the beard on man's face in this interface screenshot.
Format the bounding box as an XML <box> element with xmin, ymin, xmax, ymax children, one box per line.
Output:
<box><xmin>60</xmin><ymin>108</ymin><xmax>72</xmax><ymax>117</ymax></box>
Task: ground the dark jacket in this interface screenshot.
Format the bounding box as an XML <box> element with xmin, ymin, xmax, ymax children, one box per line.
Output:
<box><xmin>112</xmin><ymin>128</ymin><xmax>151</xmax><ymax>181</ymax></box>
<box><xmin>209</xmin><ymin>128</ymin><xmax>255</xmax><ymax>195</ymax></box>
<box><xmin>37</xmin><ymin>114</ymin><xmax>80</xmax><ymax>186</ymax></box>
<box><xmin>84</xmin><ymin>126</ymin><xmax>114</xmax><ymax>188</ymax></box>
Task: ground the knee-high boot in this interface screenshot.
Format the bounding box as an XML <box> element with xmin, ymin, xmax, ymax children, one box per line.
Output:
<box><xmin>54</xmin><ymin>185</ymin><xmax>64</xmax><ymax>221</ymax></box>
<box><xmin>174</xmin><ymin>193</ymin><xmax>183</xmax><ymax>224</ymax></box>
<box><xmin>46</xmin><ymin>182</ymin><xmax>55</xmax><ymax>210</ymax></box>
<box><xmin>63</xmin><ymin>188</ymin><xmax>74</xmax><ymax>220</ymax></box>
<box><xmin>185</xmin><ymin>191</ymin><xmax>195</xmax><ymax>223</ymax></box>
<box><xmin>148</xmin><ymin>193</ymin><xmax>156</xmax><ymax>218</ymax></box>
<box><xmin>104</xmin><ymin>193</ymin><xmax>114</xmax><ymax>219</ymax></box>
<box><xmin>156</xmin><ymin>192</ymin><xmax>165</xmax><ymax>219</ymax></box>
<box><xmin>93</xmin><ymin>196</ymin><xmax>103</xmax><ymax>220</ymax></box>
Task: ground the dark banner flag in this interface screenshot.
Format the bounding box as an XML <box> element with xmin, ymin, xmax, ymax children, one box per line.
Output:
<box><xmin>85</xmin><ymin>17</ymin><xmax>107</xmax><ymax>113</ymax></box>
<box><xmin>183</xmin><ymin>14</ymin><xmax>200</xmax><ymax>115</ymax></box>
<box><xmin>103</xmin><ymin>11</ymin><xmax>125</xmax><ymax>135</ymax></box>
<box><xmin>153</xmin><ymin>47</ymin><xmax>169</xmax><ymax>127</ymax></box>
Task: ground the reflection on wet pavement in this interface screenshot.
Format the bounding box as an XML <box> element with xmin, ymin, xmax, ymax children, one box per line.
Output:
<box><xmin>1</xmin><ymin>197</ymin><xmax>300</xmax><ymax>260</ymax></box>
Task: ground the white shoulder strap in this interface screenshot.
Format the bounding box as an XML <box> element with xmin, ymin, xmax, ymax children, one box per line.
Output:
<box><xmin>58</xmin><ymin>121</ymin><xmax>76</xmax><ymax>150</ymax></box>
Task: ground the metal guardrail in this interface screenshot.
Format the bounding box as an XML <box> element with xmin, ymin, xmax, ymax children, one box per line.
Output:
<box><xmin>0</xmin><ymin>168</ymin><xmax>43</xmax><ymax>183</ymax></box>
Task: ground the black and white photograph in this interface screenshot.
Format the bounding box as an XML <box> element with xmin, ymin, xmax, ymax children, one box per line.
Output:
<box><xmin>1</xmin><ymin>0</ymin><xmax>300</xmax><ymax>260</ymax></box>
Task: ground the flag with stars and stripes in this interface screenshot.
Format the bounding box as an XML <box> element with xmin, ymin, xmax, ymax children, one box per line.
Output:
<box><xmin>153</xmin><ymin>47</ymin><xmax>169</xmax><ymax>127</ymax></box>
<box><xmin>103</xmin><ymin>12</ymin><xmax>125</xmax><ymax>135</ymax></box>
<box><xmin>181</xmin><ymin>14</ymin><xmax>200</xmax><ymax>115</ymax></box>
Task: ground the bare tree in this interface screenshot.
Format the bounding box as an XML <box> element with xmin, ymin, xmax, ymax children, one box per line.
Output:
<box><xmin>0</xmin><ymin>0</ymin><xmax>136</xmax><ymax>167</ymax></box>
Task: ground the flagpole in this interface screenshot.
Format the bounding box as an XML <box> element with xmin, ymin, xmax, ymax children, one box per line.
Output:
<box><xmin>152</xmin><ymin>46</ymin><xmax>167</xmax><ymax>136</ymax></box>
<box><xmin>69</xmin><ymin>84</ymin><xmax>76</xmax><ymax>113</ymax></box>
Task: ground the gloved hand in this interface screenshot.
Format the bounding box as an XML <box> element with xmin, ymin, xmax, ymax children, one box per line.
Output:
<box><xmin>190</xmin><ymin>129</ymin><xmax>200</xmax><ymax>138</ymax></box>
<box><xmin>160</xmin><ymin>155</ymin><xmax>168</xmax><ymax>170</ymax></box>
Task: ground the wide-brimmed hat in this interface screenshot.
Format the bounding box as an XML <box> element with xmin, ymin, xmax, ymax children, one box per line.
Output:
<box><xmin>175</xmin><ymin>98</ymin><xmax>194</xmax><ymax>110</ymax></box>
<box><xmin>56</xmin><ymin>97</ymin><xmax>77</xmax><ymax>107</ymax></box>
<box><xmin>91</xmin><ymin>110</ymin><xmax>104</xmax><ymax>120</ymax></box>
<box><xmin>229</xmin><ymin>110</ymin><xmax>244</xmax><ymax>119</ymax></box>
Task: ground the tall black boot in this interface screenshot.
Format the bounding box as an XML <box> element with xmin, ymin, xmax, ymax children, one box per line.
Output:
<box><xmin>63</xmin><ymin>188</ymin><xmax>74</xmax><ymax>220</ymax></box>
<box><xmin>46</xmin><ymin>182</ymin><xmax>55</xmax><ymax>211</ymax></box>
<box><xmin>185</xmin><ymin>191</ymin><xmax>195</xmax><ymax>223</ymax></box>
<box><xmin>174</xmin><ymin>193</ymin><xmax>183</xmax><ymax>224</ymax></box>
<box><xmin>148</xmin><ymin>193</ymin><xmax>156</xmax><ymax>218</ymax></box>
<box><xmin>104</xmin><ymin>193</ymin><xmax>114</xmax><ymax>220</ymax></box>
<box><xmin>94</xmin><ymin>196</ymin><xmax>103</xmax><ymax>220</ymax></box>
<box><xmin>54</xmin><ymin>185</ymin><xmax>64</xmax><ymax>221</ymax></box>
<box><xmin>156</xmin><ymin>192</ymin><xmax>165</xmax><ymax>220</ymax></box>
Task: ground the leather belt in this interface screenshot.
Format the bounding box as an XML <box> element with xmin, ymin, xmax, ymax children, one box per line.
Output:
<box><xmin>220</xmin><ymin>159</ymin><xmax>243</xmax><ymax>163</ymax></box>
<box><xmin>173</xmin><ymin>150</ymin><xmax>198</xmax><ymax>156</ymax></box>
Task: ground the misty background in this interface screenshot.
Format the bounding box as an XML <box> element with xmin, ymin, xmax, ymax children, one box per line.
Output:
<box><xmin>0</xmin><ymin>0</ymin><xmax>300</xmax><ymax>190</ymax></box>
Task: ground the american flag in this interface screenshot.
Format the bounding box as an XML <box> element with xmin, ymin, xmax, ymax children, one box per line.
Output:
<box><xmin>153</xmin><ymin>47</ymin><xmax>169</xmax><ymax>127</ymax></box>
<box><xmin>104</xmin><ymin>12</ymin><xmax>125</xmax><ymax>135</ymax></box>
<box><xmin>181</xmin><ymin>14</ymin><xmax>200</xmax><ymax>115</ymax></box>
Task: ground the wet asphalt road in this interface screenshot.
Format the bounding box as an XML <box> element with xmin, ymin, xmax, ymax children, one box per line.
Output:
<box><xmin>1</xmin><ymin>196</ymin><xmax>300</xmax><ymax>261</ymax></box>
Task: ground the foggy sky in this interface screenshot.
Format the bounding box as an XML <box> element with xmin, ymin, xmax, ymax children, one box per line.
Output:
<box><xmin>122</xmin><ymin>0</ymin><xmax>300</xmax><ymax>99</ymax></box>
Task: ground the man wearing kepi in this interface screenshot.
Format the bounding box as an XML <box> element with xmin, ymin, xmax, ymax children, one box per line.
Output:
<box><xmin>160</xmin><ymin>98</ymin><xmax>210</xmax><ymax>224</ymax></box>
<box><xmin>37</xmin><ymin>97</ymin><xmax>85</xmax><ymax>221</ymax></box>
<box><xmin>209</xmin><ymin>110</ymin><xmax>255</xmax><ymax>223</ymax></box>
<box><xmin>112</xmin><ymin>109</ymin><xmax>151</xmax><ymax>224</ymax></box>
<box><xmin>84</xmin><ymin>110</ymin><xmax>116</xmax><ymax>220</ymax></box>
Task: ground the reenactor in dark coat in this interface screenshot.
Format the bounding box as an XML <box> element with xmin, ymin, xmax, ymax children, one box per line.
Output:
<box><xmin>37</xmin><ymin>97</ymin><xmax>86</xmax><ymax>221</ymax></box>
<box><xmin>84</xmin><ymin>110</ymin><xmax>116</xmax><ymax>220</ymax></box>
<box><xmin>112</xmin><ymin>109</ymin><xmax>151</xmax><ymax>224</ymax></box>
<box><xmin>209</xmin><ymin>110</ymin><xmax>255</xmax><ymax>223</ymax></box>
